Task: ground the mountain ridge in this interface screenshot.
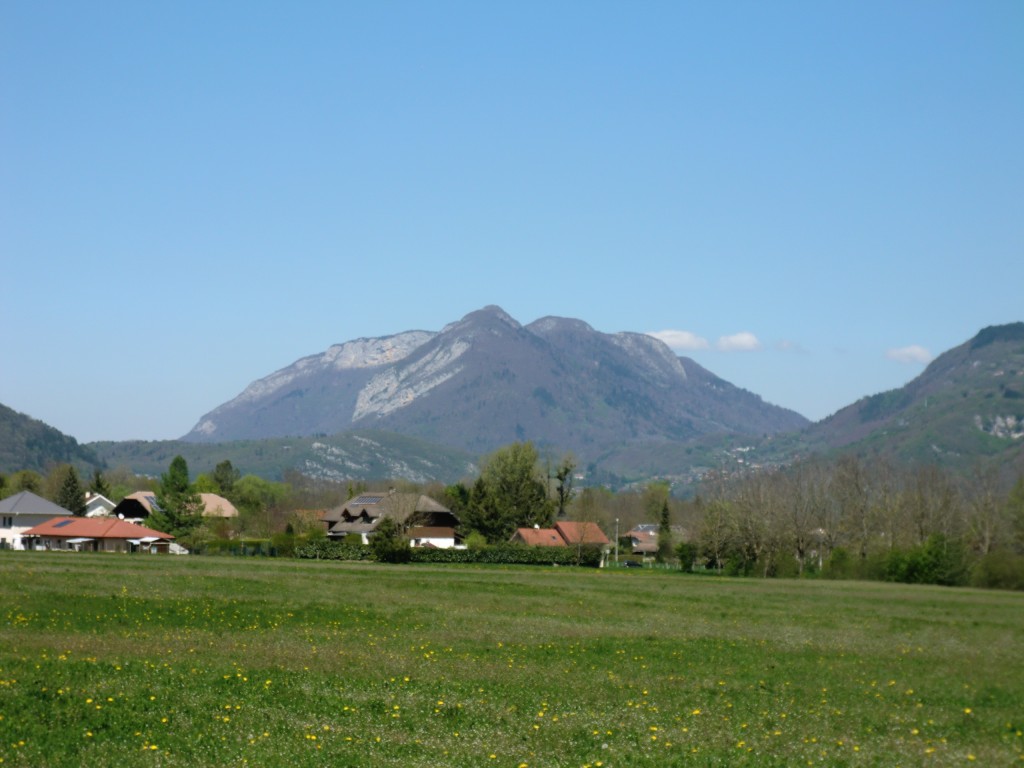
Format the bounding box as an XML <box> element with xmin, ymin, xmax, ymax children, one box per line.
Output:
<box><xmin>182</xmin><ymin>306</ymin><xmax>809</xmax><ymax>461</ymax></box>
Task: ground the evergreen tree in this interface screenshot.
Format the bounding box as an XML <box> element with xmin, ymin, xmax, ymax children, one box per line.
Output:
<box><xmin>89</xmin><ymin>468</ymin><xmax>111</xmax><ymax>498</ymax></box>
<box><xmin>656</xmin><ymin>498</ymin><xmax>673</xmax><ymax>563</ymax></box>
<box><xmin>213</xmin><ymin>460</ymin><xmax>241</xmax><ymax>497</ymax></box>
<box><xmin>56</xmin><ymin>466</ymin><xmax>87</xmax><ymax>515</ymax></box>
<box><xmin>152</xmin><ymin>456</ymin><xmax>204</xmax><ymax>541</ymax></box>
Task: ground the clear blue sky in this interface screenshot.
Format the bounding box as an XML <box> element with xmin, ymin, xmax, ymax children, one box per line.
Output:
<box><xmin>2</xmin><ymin>1</ymin><xmax>1021</xmax><ymax>443</ymax></box>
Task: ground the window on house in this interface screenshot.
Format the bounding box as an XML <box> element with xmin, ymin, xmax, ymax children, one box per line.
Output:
<box><xmin>1</xmin><ymin>516</ymin><xmax>12</xmax><ymax>528</ymax></box>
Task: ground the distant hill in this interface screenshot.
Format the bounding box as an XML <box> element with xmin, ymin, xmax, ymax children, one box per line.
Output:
<box><xmin>777</xmin><ymin>323</ymin><xmax>1024</xmax><ymax>473</ymax></box>
<box><xmin>0</xmin><ymin>403</ymin><xmax>102</xmax><ymax>475</ymax></box>
<box><xmin>90</xmin><ymin>430</ymin><xmax>477</xmax><ymax>484</ymax></box>
<box><xmin>182</xmin><ymin>306</ymin><xmax>809</xmax><ymax>467</ymax></box>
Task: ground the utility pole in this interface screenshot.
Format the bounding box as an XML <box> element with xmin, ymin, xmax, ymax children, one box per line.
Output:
<box><xmin>615</xmin><ymin>518</ymin><xmax>619</xmax><ymax>565</ymax></box>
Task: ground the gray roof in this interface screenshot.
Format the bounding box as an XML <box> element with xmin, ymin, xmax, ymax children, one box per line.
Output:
<box><xmin>0</xmin><ymin>491</ymin><xmax>74</xmax><ymax>517</ymax></box>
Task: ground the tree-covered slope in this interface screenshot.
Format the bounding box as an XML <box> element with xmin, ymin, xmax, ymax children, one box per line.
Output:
<box><xmin>0</xmin><ymin>403</ymin><xmax>102</xmax><ymax>475</ymax></box>
<box><xmin>796</xmin><ymin>322</ymin><xmax>1024</xmax><ymax>470</ymax></box>
<box><xmin>90</xmin><ymin>430</ymin><xmax>477</xmax><ymax>484</ymax></box>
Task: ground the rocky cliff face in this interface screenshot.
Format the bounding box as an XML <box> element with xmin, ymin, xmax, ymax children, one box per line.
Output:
<box><xmin>183</xmin><ymin>306</ymin><xmax>809</xmax><ymax>458</ymax></box>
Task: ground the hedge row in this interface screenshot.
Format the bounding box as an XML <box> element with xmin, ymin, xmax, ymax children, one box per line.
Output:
<box><xmin>409</xmin><ymin>544</ymin><xmax>603</xmax><ymax>567</ymax></box>
<box><xmin>293</xmin><ymin>540</ymin><xmax>373</xmax><ymax>561</ymax></box>
<box><xmin>294</xmin><ymin>540</ymin><xmax>603</xmax><ymax>567</ymax></box>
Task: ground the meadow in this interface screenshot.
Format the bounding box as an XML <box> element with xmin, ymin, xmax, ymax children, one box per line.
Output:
<box><xmin>0</xmin><ymin>554</ymin><xmax>1021</xmax><ymax>767</ymax></box>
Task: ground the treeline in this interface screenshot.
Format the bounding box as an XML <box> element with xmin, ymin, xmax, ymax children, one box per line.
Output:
<box><xmin>684</xmin><ymin>455</ymin><xmax>1024</xmax><ymax>589</ymax></box>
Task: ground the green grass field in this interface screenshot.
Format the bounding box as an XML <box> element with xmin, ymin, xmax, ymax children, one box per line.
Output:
<box><xmin>1</xmin><ymin>554</ymin><xmax>1021</xmax><ymax>767</ymax></box>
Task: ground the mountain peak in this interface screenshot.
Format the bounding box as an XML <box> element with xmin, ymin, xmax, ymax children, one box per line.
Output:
<box><xmin>442</xmin><ymin>305</ymin><xmax>522</xmax><ymax>335</ymax></box>
<box><xmin>527</xmin><ymin>316</ymin><xmax>596</xmax><ymax>335</ymax></box>
<box><xmin>970</xmin><ymin>322</ymin><xmax>1024</xmax><ymax>351</ymax></box>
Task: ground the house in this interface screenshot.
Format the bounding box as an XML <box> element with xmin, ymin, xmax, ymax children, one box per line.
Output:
<box><xmin>322</xmin><ymin>492</ymin><xmax>460</xmax><ymax>547</ymax></box>
<box><xmin>509</xmin><ymin>527</ymin><xmax>565</xmax><ymax>546</ymax></box>
<box><xmin>199</xmin><ymin>493</ymin><xmax>239</xmax><ymax>518</ymax></box>
<box><xmin>554</xmin><ymin>521</ymin><xmax>609</xmax><ymax>547</ymax></box>
<box><xmin>0</xmin><ymin>491</ymin><xmax>75</xmax><ymax>550</ymax></box>
<box><xmin>21</xmin><ymin>516</ymin><xmax>175</xmax><ymax>554</ymax></box>
<box><xmin>111</xmin><ymin>491</ymin><xmax>162</xmax><ymax>522</ymax></box>
<box><xmin>84</xmin><ymin>492</ymin><xmax>117</xmax><ymax>518</ymax></box>
<box><xmin>407</xmin><ymin>526</ymin><xmax>461</xmax><ymax>549</ymax></box>
<box><xmin>509</xmin><ymin>521</ymin><xmax>610</xmax><ymax>548</ymax></box>
<box><xmin>629</xmin><ymin>530</ymin><xmax>658</xmax><ymax>556</ymax></box>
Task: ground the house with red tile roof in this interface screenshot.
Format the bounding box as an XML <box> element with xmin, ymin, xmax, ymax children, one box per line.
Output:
<box><xmin>510</xmin><ymin>521</ymin><xmax>610</xmax><ymax>548</ymax></box>
<box><xmin>22</xmin><ymin>516</ymin><xmax>175</xmax><ymax>554</ymax></box>
<box><xmin>509</xmin><ymin>527</ymin><xmax>566</xmax><ymax>547</ymax></box>
<box><xmin>554</xmin><ymin>521</ymin><xmax>609</xmax><ymax>547</ymax></box>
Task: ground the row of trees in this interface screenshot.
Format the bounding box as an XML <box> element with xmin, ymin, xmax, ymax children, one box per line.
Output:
<box><xmin>686</xmin><ymin>455</ymin><xmax>1024</xmax><ymax>587</ymax></box>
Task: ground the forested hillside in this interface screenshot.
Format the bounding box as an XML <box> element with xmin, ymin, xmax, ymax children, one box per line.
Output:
<box><xmin>0</xmin><ymin>403</ymin><xmax>101</xmax><ymax>475</ymax></box>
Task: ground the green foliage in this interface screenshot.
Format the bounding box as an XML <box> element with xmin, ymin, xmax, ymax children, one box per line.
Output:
<box><xmin>675</xmin><ymin>540</ymin><xmax>698</xmax><ymax>571</ymax></box>
<box><xmin>213</xmin><ymin>459</ymin><xmax>241</xmax><ymax>495</ymax></box>
<box><xmin>88</xmin><ymin>469</ymin><xmax>111</xmax><ymax>498</ymax></box>
<box><xmin>232</xmin><ymin>475</ymin><xmax>290</xmax><ymax>519</ymax></box>
<box><xmin>293</xmin><ymin>539</ymin><xmax>373</xmax><ymax>560</ymax></box>
<box><xmin>883</xmin><ymin>535</ymin><xmax>970</xmax><ymax>587</ymax></box>
<box><xmin>0</xmin><ymin>402</ymin><xmax>102</xmax><ymax>475</ymax></box>
<box><xmin>656</xmin><ymin>497</ymin><xmax>672</xmax><ymax>563</ymax></box>
<box><xmin>6</xmin><ymin>469</ymin><xmax>43</xmax><ymax>496</ymax></box>
<box><xmin>369</xmin><ymin>517</ymin><xmax>411</xmax><ymax>563</ymax></box>
<box><xmin>461</xmin><ymin>442</ymin><xmax>554</xmax><ymax>543</ymax></box>
<box><xmin>970</xmin><ymin>321</ymin><xmax>1024</xmax><ymax>350</ymax></box>
<box><xmin>55</xmin><ymin>465</ymin><xmax>87</xmax><ymax>515</ymax></box>
<box><xmin>408</xmin><ymin>543</ymin><xmax>603</xmax><ymax>567</ymax></box>
<box><xmin>970</xmin><ymin>549</ymin><xmax>1024</xmax><ymax>590</ymax></box>
<box><xmin>151</xmin><ymin>455</ymin><xmax>204</xmax><ymax>541</ymax></box>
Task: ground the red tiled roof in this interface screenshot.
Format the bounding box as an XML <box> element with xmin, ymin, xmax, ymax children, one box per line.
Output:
<box><xmin>511</xmin><ymin>527</ymin><xmax>565</xmax><ymax>547</ymax></box>
<box><xmin>555</xmin><ymin>521</ymin><xmax>609</xmax><ymax>545</ymax></box>
<box><xmin>23</xmin><ymin>517</ymin><xmax>174</xmax><ymax>540</ymax></box>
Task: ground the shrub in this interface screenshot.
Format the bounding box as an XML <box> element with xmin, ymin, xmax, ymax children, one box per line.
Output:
<box><xmin>294</xmin><ymin>539</ymin><xmax>372</xmax><ymax>561</ymax></box>
<box><xmin>971</xmin><ymin>549</ymin><xmax>1024</xmax><ymax>590</ymax></box>
<box><xmin>370</xmin><ymin>518</ymin><xmax>411</xmax><ymax>563</ymax></box>
<box><xmin>409</xmin><ymin>544</ymin><xmax>603</xmax><ymax>568</ymax></box>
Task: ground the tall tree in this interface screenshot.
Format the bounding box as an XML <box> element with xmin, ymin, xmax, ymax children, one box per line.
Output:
<box><xmin>213</xmin><ymin>460</ymin><xmax>241</xmax><ymax>497</ymax></box>
<box><xmin>656</xmin><ymin>497</ymin><xmax>673</xmax><ymax>563</ymax></box>
<box><xmin>152</xmin><ymin>456</ymin><xmax>204</xmax><ymax>541</ymax></box>
<box><xmin>88</xmin><ymin>468</ymin><xmax>112</xmax><ymax>499</ymax></box>
<box><xmin>462</xmin><ymin>442</ymin><xmax>554</xmax><ymax>543</ymax></box>
<box><xmin>56</xmin><ymin>466</ymin><xmax>87</xmax><ymax>515</ymax></box>
<box><xmin>553</xmin><ymin>454</ymin><xmax>576</xmax><ymax>519</ymax></box>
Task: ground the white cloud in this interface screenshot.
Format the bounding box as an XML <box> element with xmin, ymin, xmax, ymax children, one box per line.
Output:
<box><xmin>647</xmin><ymin>330</ymin><xmax>710</xmax><ymax>351</ymax></box>
<box><xmin>775</xmin><ymin>339</ymin><xmax>807</xmax><ymax>354</ymax></box>
<box><xmin>886</xmin><ymin>345</ymin><xmax>932</xmax><ymax>365</ymax></box>
<box><xmin>717</xmin><ymin>332</ymin><xmax>761</xmax><ymax>352</ymax></box>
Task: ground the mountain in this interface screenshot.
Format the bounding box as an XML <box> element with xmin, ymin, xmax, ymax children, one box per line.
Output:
<box><xmin>0</xmin><ymin>403</ymin><xmax>102</xmax><ymax>475</ymax></box>
<box><xmin>182</xmin><ymin>306</ymin><xmax>809</xmax><ymax>464</ymax></box>
<box><xmin>793</xmin><ymin>322</ymin><xmax>1024</xmax><ymax>470</ymax></box>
